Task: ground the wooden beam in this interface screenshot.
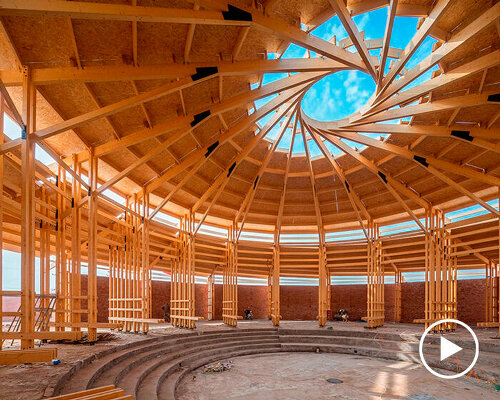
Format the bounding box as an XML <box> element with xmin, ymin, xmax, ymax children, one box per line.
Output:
<box><xmin>329</xmin><ymin>0</ymin><xmax>377</xmax><ymax>78</ymax></box>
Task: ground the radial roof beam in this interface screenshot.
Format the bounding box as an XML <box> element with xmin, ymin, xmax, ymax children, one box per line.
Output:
<box><xmin>378</xmin><ymin>0</ymin><xmax>453</xmax><ymax>94</ymax></box>
<box><xmin>326</xmin><ymin>129</ymin><xmax>500</xmax><ymax>188</ymax></box>
<box><xmin>275</xmin><ymin>115</ymin><xmax>298</xmax><ymax>240</ymax></box>
<box><xmin>377</xmin><ymin>0</ymin><xmax>398</xmax><ymax>88</ymax></box>
<box><xmin>374</xmin><ymin>3</ymin><xmax>500</xmax><ymax>104</ymax></box>
<box><xmin>320</xmin><ymin>133</ymin><xmax>427</xmax><ymax>231</ymax></box>
<box><xmin>355</xmin><ymin>49</ymin><xmax>500</xmax><ymax>120</ymax></box>
<box><xmin>235</xmin><ymin>106</ymin><xmax>301</xmax><ymax>239</ymax></box>
<box><xmin>329</xmin><ymin>0</ymin><xmax>377</xmax><ymax>78</ymax></box>
<box><xmin>192</xmin><ymin>102</ymin><xmax>300</xmax><ymax>232</ymax></box>
<box><xmin>194</xmin><ymin>0</ymin><xmax>367</xmax><ymax>70</ymax></box>
<box><xmin>75</xmin><ymin>70</ymin><xmax>325</xmax><ymax>163</ymax></box>
<box><xmin>34</xmin><ymin>75</ymin><xmax>209</xmax><ymax>140</ymax></box>
<box><xmin>301</xmin><ymin>123</ymin><xmax>325</xmax><ymax>243</ymax></box>
<box><xmin>144</xmin><ymin>80</ymin><xmax>313</xmax><ymax>196</ymax></box>
<box><xmin>308</xmin><ymin>128</ymin><xmax>370</xmax><ymax>239</ymax></box>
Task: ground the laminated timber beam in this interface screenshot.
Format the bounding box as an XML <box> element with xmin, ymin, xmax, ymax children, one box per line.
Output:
<box><xmin>143</xmin><ymin>76</ymin><xmax>322</xmax><ymax>196</ymax></box>
<box><xmin>374</xmin><ymin>2</ymin><xmax>500</xmax><ymax>104</ymax></box>
<box><xmin>356</xmin><ymin>49</ymin><xmax>500</xmax><ymax>120</ymax></box>
<box><xmin>329</xmin><ymin>0</ymin><xmax>377</xmax><ymax>78</ymax></box>
<box><xmin>377</xmin><ymin>0</ymin><xmax>453</xmax><ymax>94</ymax></box>
<box><xmin>377</xmin><ymin>0</ymin><xmax>398</xmax><ymax>89</ymax></box>
<box><xmin>0</xmin><ymin>58</ymin><xmax>349</xmax><ymax>86</ymax></box>
<box><xmin>0</xmin><ymin>0</ymin><xmax>367</xmax><ymax>70</ymax></box>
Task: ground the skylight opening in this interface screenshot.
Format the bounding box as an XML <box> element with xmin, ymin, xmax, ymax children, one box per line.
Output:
<box><xmin>301</xmin><ymin>70</ymin><xmax>376</xmax><ymax>122</ymax></box>
<box><xmin>310</xmin><ymin>14</ymin><xmax>348</xmax><ymax>42</ymax></box>
<box><xmin>281</xmin><ymin>43</ymin><xmax>307</xmax><ymax>59</ymax></box>
<box><xmin>390</xmin><ymin>16</ymin><xmax>418</xmax><ymax>49</ymax></box>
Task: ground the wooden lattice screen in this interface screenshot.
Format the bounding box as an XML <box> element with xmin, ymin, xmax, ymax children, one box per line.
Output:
<box><xmin>223</xmin><ymin>225</ymin><xmax>238</xmax><ymax>326</ymax></box>
<box><xmin>367</xmin><ymin>223</ymin><xmax>384</xmax><ymax>328</ymax></box>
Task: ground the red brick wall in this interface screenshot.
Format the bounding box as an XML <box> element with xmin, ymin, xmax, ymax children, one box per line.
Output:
<box><xmin>280</xmin><ymin>286</ymin><xmax>318</xmax><ymax>320</ymax></box>
<box><xmin>6</xmin><ymin>277</ymin><xmax>483</xmax><ymax>325</ymax></box>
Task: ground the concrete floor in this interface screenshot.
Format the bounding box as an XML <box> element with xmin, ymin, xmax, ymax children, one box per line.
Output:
<box><xmin>0</xmin><ymin>320</ymin><xmax>498</xmax><ymax>399</ymax></box>
<box><xmin>177</xmin><ymin>352</ymin><xmax>497</xmax><ymax>400</ymax></box>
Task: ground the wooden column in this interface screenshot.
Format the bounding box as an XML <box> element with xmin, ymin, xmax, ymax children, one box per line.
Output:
<box><xmin>271</xmin><ymin>242</ymin><xmax>280</xmax><ymax>326</ymax></box>
<box><xmin>394</xmin><ymin>270</ymin><xmax>402</xmax><ymax>323</ymax></box>
<box><xmin>207</xmin><ymin>273</ymin><xmax>214</xmax><ymax>321</ymax></box>
<box><xmin>0</xmin><ymin>95</ymin><xmax>3</xmax><ymax>349</ymax></box>
<box><xmin>70</xmin><ymin>154</ymin><xmax>82</xmax><ymax>332</ymax></box>
<box><xmin>171</xmin><ymin>212</ymin><xmax>198</xmax><ymax>328</ymax></box>
<box><xmin>318</xmin><ymin>238</ymin><xmax>328</xmax><ymax>327</ymax></box>
<box><xmin>87</xmin><ymin>149</ymin><xmax>98</xmax><ymax>342</ymax></box>
<box><xmin>223</xmin><ymin>224</ymin><xmax>238</xmax><ymax>326</ymax></box>
<box><xmin>20</xmin><ymin>65</ymin><xmax>35</xmax><ymax>349</ymax></box>
<box><xmin>267</xmin><ymin>271</ymin><xmax>271</xmax><ymax>320</ymax></box>
<box><xmin>367</xmin><ymin>222</ymin><xmax>384</xmax><ymax>328</ymax></box>
<box><xmin>421</xmin><ymin>208</ymin><xmax>457</xmax><ymax>332</ymax></box>
<box><xmin>141</xmin><ymin>191</ymin><xmax>151</xmax><ymax>333</ymax></box>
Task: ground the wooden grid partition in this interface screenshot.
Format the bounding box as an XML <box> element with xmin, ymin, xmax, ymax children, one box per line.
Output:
<box><xmin>170</xmin><ymin>213</ymin><xmax>198</xmax><ymax>329</ymax></box>
<box><xmin>222</xmin><ymin>225</ymin><xmax>238</xmax><ymax>326</ymax></box>
<box><xmin>421</xmin><ymin>209</ymin><xmax>457</xmax><ymax>332</ymax></box>
<box><xmin>485</xmin><ymin>261</ymin><xmax>499</xmax><ymax>323</ymax></box>
<box><xmin>107</xmin><ymin>195</ymin><xmax>153</xmax><ymax>333</ymax></box>
<box><xmin>367</xmin><ymin>223</ymin><xmax>384</xmax><ymax>328</ymax></box>
<box><xmin>270</xmin><ymin>243</ymin><xmax>280</xmax><ymax>326</ymax></box>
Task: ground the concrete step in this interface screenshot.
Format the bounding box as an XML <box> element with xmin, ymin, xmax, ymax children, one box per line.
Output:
<box><xmin>58</xmin><ymin>330</ymin><xmax>276</xmax><ymax>395</ymax></box>
<box><xmin>116</xmin><ymin>336</ymin><xmax>279</xmax><ymax>396</ymax></box>
<box><xmin>157</xmin><ymin>344</ymin><xmax>283</xmax><ymax>400</ymax></box>
<box><xmin>136</xmin><ymin>341</ymin><xmax>281</xmax><ymax>400</ymax></box>
<box><xmin>92</xmin><ymin>334</ymin><xmax>279</xmax><ymax>389</ymax></box>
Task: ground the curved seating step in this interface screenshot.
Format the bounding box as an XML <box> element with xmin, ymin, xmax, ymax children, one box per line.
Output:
<box><xmin>92</xmin><ymin>333</ymin><xmax>278</xmax><ymax>389</ymax></box>
<box><xmin>137</xmin><ymin>341</ymin><xmax>281</xmax><ymax>400</ymax></box>
<box><xmin>54</xmin><ymin>328</ymin><xmax>500</xmax><ymax>400</ymax></box>
<box><xmin>58</xmin><ymin>329</ymin><xmax>276</xmax><ymax>395</ymax></box>
<box><xmin>116</xmin><ymin>336</ymin><xmax>279</xmax><ymax>396</ymax></box>
<box><xmin>157</xmin><ymin>345</ymin><xmax>283</xmax><ymax>400</ymax></box>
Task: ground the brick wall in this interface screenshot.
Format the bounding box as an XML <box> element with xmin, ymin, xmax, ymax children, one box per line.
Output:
<box><xmin>1</xmin><ymin>277</ymin><xmax>486</xmax><ymax>325</ymax></box>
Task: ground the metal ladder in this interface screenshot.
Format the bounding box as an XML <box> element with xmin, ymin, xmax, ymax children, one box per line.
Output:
<box><xmin>3</xmin><ymin>293</ymin><xmax>58</xmax><ymax>346</ymax></box>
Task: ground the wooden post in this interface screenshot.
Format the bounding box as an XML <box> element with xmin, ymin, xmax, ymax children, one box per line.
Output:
<box><xmin>71</xmin><ymin>153</ymin><xmax>82</xmax><ymax>333</ymax></box>
<box><xmin>87</xmin><ymin>149</ymin><xmax>98</xmax><ymax>342</ymax></box>
<box><xmin>207</xmin><ymin>273</ymin><xmax>214</xmax><ymax>321</ymax></box>
<box><xmin>20</xmin><ymin>65</ymin><xmax>35</xmax><ymax>349</ymax></box>
<box><xmin>318</xmin><ymin>237</ymin><xmax>328</xmax><ymax>327</ymax></box>
<box><xmin>271</xmin><ymin>240</ymin><xmax>280</xmax><ymax>326</ymax></box>
<box><xmin>0</xmin><ymin>94</ymin><xmax>3</xmax><ymax>349</ymax></box>
<box><xmin>394</xmin><ymin>270</ymin><xmax>402</xmax><ymax>322</ymax></box>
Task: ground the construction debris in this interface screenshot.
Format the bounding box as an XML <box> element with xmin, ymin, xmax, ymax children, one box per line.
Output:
<box><xmin>201</xmin><ymin>360</ymin><xmax>233</xmax><ymax>374</ymax></box>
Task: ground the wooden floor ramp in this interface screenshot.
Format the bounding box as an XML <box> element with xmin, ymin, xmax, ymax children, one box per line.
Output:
<box><xmin>47</xmin><ymin>385</ymin><xmax>132</xmax><ymax>400</ymax></box>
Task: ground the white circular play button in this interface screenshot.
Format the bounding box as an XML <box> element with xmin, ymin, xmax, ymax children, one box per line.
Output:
<box><xmin>419</xmin><ymin>318</ymin><xmax>479</xmax><ymax>379</ymax></box>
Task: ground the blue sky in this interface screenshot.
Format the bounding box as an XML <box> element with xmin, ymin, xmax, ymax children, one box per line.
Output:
<box><xmin>257</xmin><ymin>6</ymin><xmax>438</xmax><ymax>141</ymax></box>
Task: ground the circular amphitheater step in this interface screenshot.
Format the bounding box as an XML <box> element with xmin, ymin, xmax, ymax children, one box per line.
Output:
<box><xmin>52</xmin><ymin>327</ymin><xmax>500</xmax><ymax>400</ymax></box>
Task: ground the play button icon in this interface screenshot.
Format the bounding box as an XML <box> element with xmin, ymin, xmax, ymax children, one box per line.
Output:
<box><xmin>419</xmin><ymin>318</ymin><xmax>479</xmax><ymax>379</ymax></box>
<box><xmin>440</xmin><ymin>336</ymin><xmax>462</xmax><ymax>361</ymax></box>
